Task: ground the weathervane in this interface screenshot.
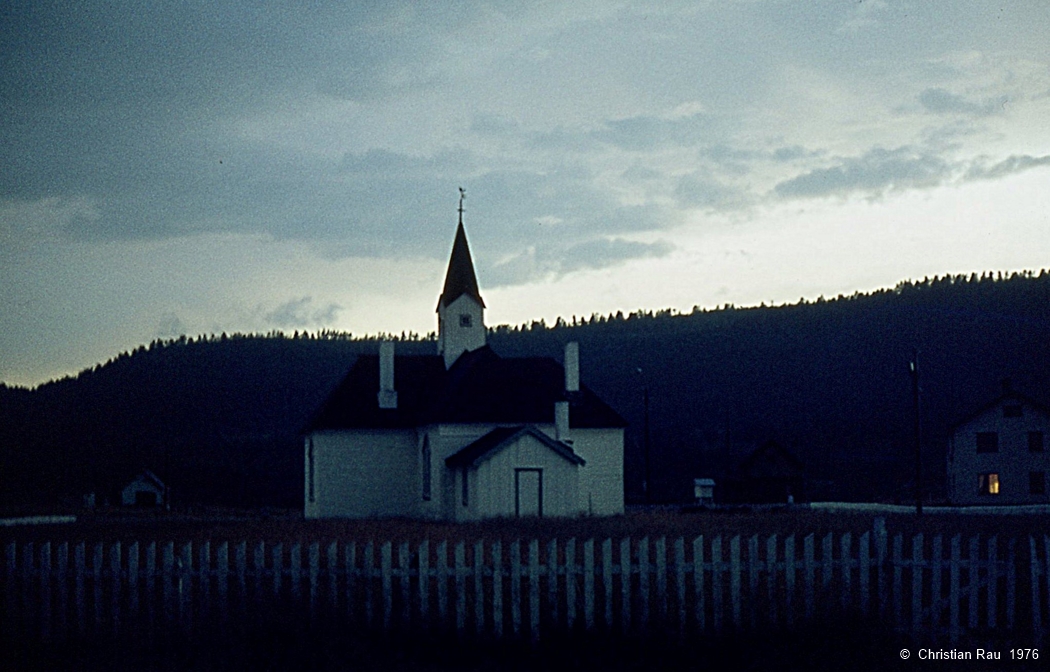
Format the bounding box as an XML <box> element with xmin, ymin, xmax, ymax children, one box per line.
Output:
<box><xmin>458</xmin><ymin>187</ymin><xmax>466</xmax><ymax>225</ymax></box>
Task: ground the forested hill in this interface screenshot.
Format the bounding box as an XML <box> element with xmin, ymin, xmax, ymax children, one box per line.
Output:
<box><xmin>2</xmin><ymin>271</ymin><xmax>1049</xmax><ymax>510</ymax></box>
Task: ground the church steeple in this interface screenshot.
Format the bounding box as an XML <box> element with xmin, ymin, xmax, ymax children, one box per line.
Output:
<box><xmin>437</xmin><ymin>189</ymin><xmax>486</xmax><ymax>368</ymax></box>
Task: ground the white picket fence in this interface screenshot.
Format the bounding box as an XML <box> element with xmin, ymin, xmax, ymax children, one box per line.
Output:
<box><xmin>4</xmin><ymin>525</ymin><xmax>1050</xmax><ymax>644</ymax></box>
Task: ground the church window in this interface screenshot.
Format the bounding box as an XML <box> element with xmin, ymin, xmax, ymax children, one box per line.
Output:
<box><xmin>461</xmin><ymin>468</ymin><xmax>469</xmax><ymax>507</ymax></box>
<box><xmin>1004</xmin><ymin>404</ymin><xmax>1023</xmax><ymax>418</ymax></box>
<box><xmin>422</xmin><ymin>437</ymin><xmax>432</xmax><ymax>501</ymax></box>
<box><xmin>459</xmin><ymin>314</ymin><xmax>472</xmax><ymax>328</ymax></box>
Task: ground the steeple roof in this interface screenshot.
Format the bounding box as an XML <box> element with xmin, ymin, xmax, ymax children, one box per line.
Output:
<box><xmin>438</xmin><ymin>221</ymin><xmax>485</xmax><ymax>309</ymax></box>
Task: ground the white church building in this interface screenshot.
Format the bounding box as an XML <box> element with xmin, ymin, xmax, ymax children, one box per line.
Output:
<box><xmin>304</xmin><ymin>212</ymin><xmax>626</xmax><ymax>520</ymax></box>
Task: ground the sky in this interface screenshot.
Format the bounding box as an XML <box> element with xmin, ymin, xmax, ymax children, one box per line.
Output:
<box><xmin>2</xmin><ymin>1</ymin><xmax>1049</xmax><ymax>387</ymax></box>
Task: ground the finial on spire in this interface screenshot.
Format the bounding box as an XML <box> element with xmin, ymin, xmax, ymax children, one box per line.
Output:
<box><xmin>458</xmin><ymin>187</ymin><xmax>466</xmax><ymax>225</ymax></box>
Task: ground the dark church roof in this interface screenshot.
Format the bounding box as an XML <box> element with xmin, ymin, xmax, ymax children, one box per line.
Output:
<box><xmin>306</xmin><ymin>346</ymin><xmax>626</xmax><ymax>431</ymax></box>
<box><xmin>445</xmin><ymin>426</ymin><xmax>585</xmax><ymax>468</ymax></box>
<box><xmin>437</xmin><ymin>221</ymin><xmax>485</xmax><ymax>309</ymax></box>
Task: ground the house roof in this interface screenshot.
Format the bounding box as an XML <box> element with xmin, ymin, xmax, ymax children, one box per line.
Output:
<box><xmin>437</xmin><ymin>221</ymin><xmax>485</xmax><ymax>309</ymax></box>
<box><xmin>306</xmin><ymin>345</ymin><xmax>627</xmax><ymax>431</ymax></box>
<box><xmin>951</xmin><ymin>388</ymin><xmax>1050</xmax><ymax>430</ymax></box>
<box><xmin>445</xmin><ymin>425</ymin><xmax>585</xmax><ymax>468</ymax></box>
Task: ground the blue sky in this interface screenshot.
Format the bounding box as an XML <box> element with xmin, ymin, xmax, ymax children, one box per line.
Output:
<box><xmin>3</xmin><ymin>1</ymin><xmax>1049</xmax><ymax>386</ymax></box>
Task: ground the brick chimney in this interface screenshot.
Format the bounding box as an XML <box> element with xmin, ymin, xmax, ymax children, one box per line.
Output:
<box><xmin>378</xmin><ymin>341</ymin><xmax>397</xmax><ymax>409</ymax></box>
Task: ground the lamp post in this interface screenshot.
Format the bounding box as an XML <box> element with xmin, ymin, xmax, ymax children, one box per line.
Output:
<box><xmin>909</xmin><ymin>350</ymin><xmax>923</xmax><ymax>516</ymax></box>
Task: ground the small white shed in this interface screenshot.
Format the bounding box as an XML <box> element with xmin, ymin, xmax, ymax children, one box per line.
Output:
<box><xmin>121</xmin><ymin>470</ymin><xmax>166</xmax><ymax>508</ymax></box>
<box><xmin>693</xmin><ymin>478</ymin><xmax>716</xmax><ymax>506</ymax></box>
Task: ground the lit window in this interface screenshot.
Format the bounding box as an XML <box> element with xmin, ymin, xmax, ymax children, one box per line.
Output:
<box><xmin>1004</xmin><ymin>404</ymin><xmax>1023</xmax><ymax>418</ymax></box>
<box><xmin>1030</xmin><ymin>471</ymin><xmax>1045</xmax><ymax>495</ymax></box>
<box><xmin>459</xmin><ymin>314</ymin><xmax>472</xmax><ymax>328</ymax></box>
<box><xmin>979</xmin><ymin>473</ymin><xmax>1000</xmax><ymax>495</ymax></box>
<box><xmin>422</xmin><ymin>437</ymin><xmax>432</xmax><ymax>501</ymax></box>
<box><xmin>976</xmin><ymin>432</ymin><xmax>998</xmax><ymax>453</ymax></box>
<box><xmin>1030</xmin><ymin>431</ymin><xmax>1045</xmax><ymax>453</ymax></box>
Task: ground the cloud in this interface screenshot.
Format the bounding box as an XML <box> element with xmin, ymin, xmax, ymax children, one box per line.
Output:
<box><xmin>773</xmin><ymin>147</ymin><xmax>952</xmax><ymax>199</ymax></box>
<box><xmin>964</xmin><ymin>155</ymin><xmax>1050</xmax><ymax>182</ymax></box>
<box><xmin>264</xmin><ymin>297</ymin><xmax>343</xmax><ymax>329</ymax></box>
<box><xmin>919</xmin><ymin>88</ymin><xmax>1002</xmax><ymax>117</ymax></box>
<box><xmin>486</xmin><ymin>237</ymin><xmax>674</xmax><ymax>287</ymax></box>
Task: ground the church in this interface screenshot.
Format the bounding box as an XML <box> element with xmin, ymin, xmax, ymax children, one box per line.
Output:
<box><xmin>303</xmin><ymin>206</ymin><xmax>626</xmax><ymax>520</ymax></box>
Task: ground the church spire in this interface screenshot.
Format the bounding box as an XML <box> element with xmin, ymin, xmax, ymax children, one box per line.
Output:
<box><xmin>437</xmin><ymin>189</ymin><xmax>486</xmax><ymax>368</ymax></box>
<box><xmin>438</xmin><ymin>189</ymin><xmax>485</xmax><ymax>309</ymax></box>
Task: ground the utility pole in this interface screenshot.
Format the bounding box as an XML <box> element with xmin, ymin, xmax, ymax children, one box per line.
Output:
<box><xmin>909</xmin><ymin>349</ymin><xmax>923</xmax><ymax>516</ymax></box>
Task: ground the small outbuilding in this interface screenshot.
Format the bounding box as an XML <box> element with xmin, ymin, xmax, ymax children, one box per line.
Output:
<box><xmin>720</xmin><ymin>440</ymin><xmax>804</xmax><ymax>504</ymax></box>
<box><xmin>121</xmin><ymin>470</ymin><xmax>167</xmax><ymax>508</ymax></box>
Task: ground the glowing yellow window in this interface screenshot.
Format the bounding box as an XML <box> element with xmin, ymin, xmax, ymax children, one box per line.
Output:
<box><xmin>979</xmin><ymin>473</ymin><xmax>1000</xmax><ymax>495</ymax></box>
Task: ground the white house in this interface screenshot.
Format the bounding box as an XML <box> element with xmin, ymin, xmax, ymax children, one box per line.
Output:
<box><xmin>947</xmin><ymin>385</ymin><xmax>1050</xmax><ymax>505</ymax></box>
<box><xmin>304</xmin><ymin>214</ymin><xmax>626</xmax><ymax>520</ymax></box>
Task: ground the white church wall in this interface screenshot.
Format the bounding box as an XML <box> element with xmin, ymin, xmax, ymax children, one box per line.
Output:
<box><xmin>438</xmin><ymin>293</ymin><xmax>485</xmax><ymax>368</ymax></box>
<box><xmin>306</xmin><ymin>429</ymin><xmax>418</xmax><ymax>518</ymax></box>
<box><xmin>568</xmin><ymin>428</ymin><xmax>625</xmax><ymax>516</ymax></box>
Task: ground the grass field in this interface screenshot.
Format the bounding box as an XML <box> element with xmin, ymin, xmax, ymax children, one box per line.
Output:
<box><xmin>4</xmin><ymin>505</ymin><xmax>1050</xmax><ymax>544</ymax></box>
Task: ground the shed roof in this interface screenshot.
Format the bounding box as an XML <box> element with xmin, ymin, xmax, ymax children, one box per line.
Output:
<box><xmin>445</xmin><ymin>425</ymin><xmax>585</xmax><ymax>468</ymax></box>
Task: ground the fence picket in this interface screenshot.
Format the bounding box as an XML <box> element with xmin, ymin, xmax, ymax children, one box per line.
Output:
<box><xmin>766</xmin><ymin>535</ymin><xmax>778</xmax><ymax>626</ymax></box>
<box><xmin>510</xmin><ymin>540</ymin><xmax>521</xmax><ymax>636</ymax></box>
<box><xmin>4</xmin><ymin>542</ymin><xmax>14</xmax><ymax>636</ymax></box>
<box><xmin>874</xmin><ymin>517</ymin><xmax>888</xmax><ymax>617</ymax></box>
<box><xmin>694</xmin><ymin>536</ymin><xmax>705</xmax><ymax>632</ymax></box>
<box><xmin>1031</xmin><ymin>537</ymin><xmax>1041</xmax><ymax>635</ymax></box>
<box><xmin>345</xmin><ymin>542</ymin><xmax>356</xmax><ymax>623</ymax></box>
<box><xmin>822</xmin><ymin>533</ymin><xmax>833</xmax><ymax>613</ymax></box>
<box><xmin>290</xmin><ymin>543</ymin><xmax>301</xmax><ymax>607</ymax></box>
<box><xmin>968</xmin><ymin>536</ymin><xmax>979</xmax><ymax>629</ymax></box>
<box><xmin>639</xmin><ymin>537</ymin><xmax>650</xmax><ymax>632</ymax></box>
<box><xmin>400</xmin><ymin>542</ymin><xmax>412</xmax><ymax>630</ymax></box>
<box><xmin>841</xmin><ymin>533</ymin><xmax>852</xmax><ymax>612</ymax></box>
<box><xmin>309</xmin><ymin>543</ymin><xmax>320</xmax><ymax>619</ymax></box>
<box><xmin>712</xmin><ymin>536</ymin><xmax>723</xmax><ymax>632</ymax></box>
<box><xmin>181</xmin><ymin>542</ymin><xmax>193</xmax><ymax>632</ymax></box>
<box><xmin>950</xmin><ymin>535</ymin><xmax>961</xmax><ymax>644</ymax></box>
<box><xmin>474</xmin><ymin>540</ymin><xmax>484</xmax><ymax>635</ymax></box>
<box><xmin>748</xmin><ymin>535</ymin><xmax>758</xmax><ymax>627</ymax></box>
<box><xmin>988</xmin><ymin>536</ymin><xmax>998</xmax><ymax>629</ymax></box>
<box><xmin>326</xmin><ymin>542</ymin><xmax>337</xmax><ymax>614</ymax></box>
<box><xmin>602</xmin><ymin>539</ymin><xmax>613</xmax><ymax>629</ymax></box>
<box><xmin>912</xmin><ymin>533</ymin><xmax>924</xmax><ymax>634</ymax></box>
<box><xmin>730</xmin><ymin>536</ymin><xmax>741</xmax><ymax>628</ymax></box>
<box><xmin>109</xmin><ymin>542</ymin><xmax>121</xmax><ymax>637</ymax></box>
<box><xmin>656</xmin><ymin>537</ymin><xmax>667</xmax><ymax>625</ymax></box>
<box><xmin>583</xmin><ymin>537</ymin><xmax>592</xmax><ymax>634</ymax></box>
<box><xmin>859</xmin><ymin>532</ymin><xmax>870</xmax><ymax>616</ymax></box>
<box><xmin>271</xmin><ymin>543</ymin><xmax>282</xmax><ymax>602</ymax></box>
<box><xmin>455</xmin><ymin>541</ymin><xmax>466</xmax><ymax>637</ymax></box>
<box><xmin>163</xmin><ymin>542</ymin><xmax>175</xmax><ymax>626</ymax></box>
<box><xmin>418</xmin><ymin>541</ymin><xmax>428</xmax><ymax>629</ymax></box>
<box><xmin>40</xmin><ymin>542</ymin><xmax>51</xmax><ymax>642</ymax></box>
<box><xmin>892</xmin><ymin>534</ymin><xmax>903</xmax><ymax>628</ymax></box>
<box><xmin>803</xmin><ymin>534</ymin><xmax>815</xmax><ymax>621</ymax></box>
<box><xmin>1007</xmin><ymin>538</ymin><xmax>1017</xmax><ymax>630</ymax></box>
<box><xmin>22</xmin><ymin>543</ymin><xmax>34</xmax><ymax>637</ymax></box>
<box><xmin>145</xmin><ymin>542</ymin><xmax>156</xmax><ymax>632</ymax></box>
<box><xmin>252</xmin><ymin>542</ymin><xmax>264</xmax><ymax>616</ymax></box>
<box><xmin>785</xmin><ymin>535</ymin><xmax>795</xmax><ymax>627</ymax></box>
<box><xmin>931</xmin><ymin>535</ymin><xmax>942</xmax><ymax>634</ymax></box>
<box><xmin>92</xmin><ymin>543</ymin><xmax>103</xmax><ymax>634</ymax></box>
<box><xmin>492</xmin><ymin>541</ymin><xmax>503</xmax><ymax>638</ymax></box>
<box><xmin>381</xmin><ymin>541</ymin><xmax>392</xmax><ymax>631</ymax></box>
<box><xmin>567</xmin><ymin>539</ymin><xmax>580</xmax><ymax>630</ymax></box>
<box><xmin>217</xmin><ymin>542</ymin><xmax>228</xmax><ymax>624</ymax></box>
<box><xmin>199</xmin><ymin>542</ymin><xmax>211</xmax><ymax>625</ymax></box>
<box><xmin>547</xmin><ymin>540</ymin><xmax>558</xmax><ymax>629</ymax></box>
<box><xmin>528</xmin><ymin>539</ymin><xmax>540</xmax><ymax>642</ymax></box>
<box><xmin>620</xmin><ymin>538</ymin><xmax>631</xmax><ymax>633</ymax></box>
<box><xmin>364</xmin><ymin>541</ymin><xmax>375</xmax><ymax>628</ymax></box>
<box><xmin>56</xmin><ymin>542</ymin><xmax>69</xmax><ymax>639</ymax></box>
<box><xmin>675</xmin><ymin>537</ymin><xmax>686</xmax><ymax>636</ymax></box>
